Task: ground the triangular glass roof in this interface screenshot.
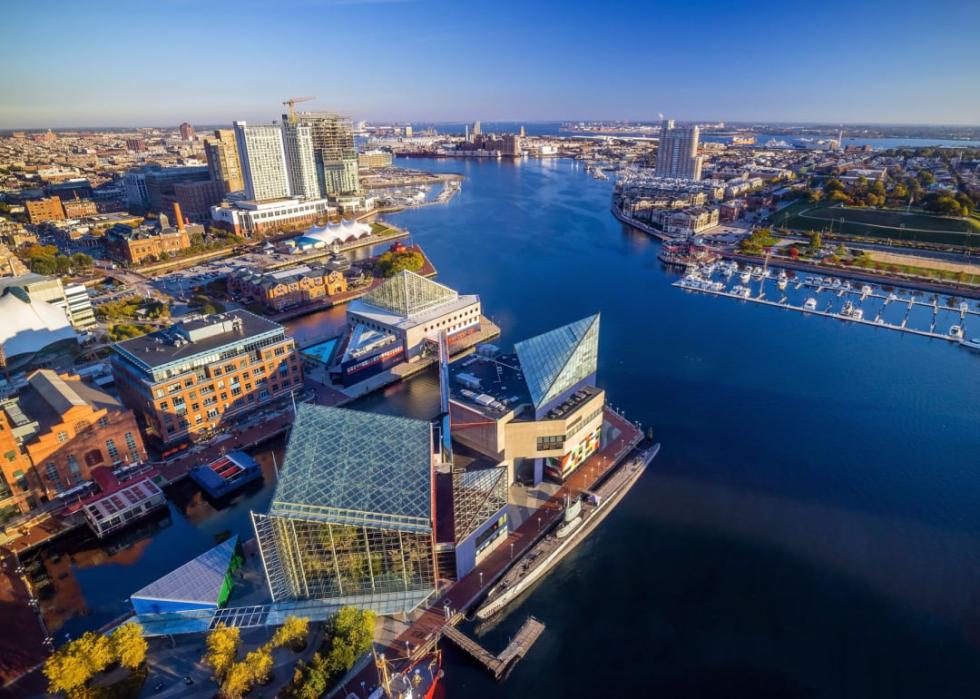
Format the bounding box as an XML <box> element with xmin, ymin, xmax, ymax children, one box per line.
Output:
<box><xmin>132</xmin><ymin>536</ymin><xmax>238</xmax><ymax>604</ymax></box>
<box><xmin>362</xmin><ymin>270</ymin><xmax>457</xmax><ymax>317</ymax></box>
<box><xmin>514</xmin><ymin>314</ymin><xmax>600</xmax><ymax>408</ymax></box>
<box><xmin>269</xmin><ymin>404</ymin><xmax>433</xmax><ymax>532</ymax></box>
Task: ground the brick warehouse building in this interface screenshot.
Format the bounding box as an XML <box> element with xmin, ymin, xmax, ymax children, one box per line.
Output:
<box><xmin>0</xmin><ymin>370</ymin><xmax>147</xmax><ymax>503</ymax></box>
<box><xmin>110</xmin><ymin>311</ymin><xmax>302</xmax><ymax>447</ymax></box>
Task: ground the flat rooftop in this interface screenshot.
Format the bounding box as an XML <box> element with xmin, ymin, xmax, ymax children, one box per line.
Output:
<box><xmin>112</xmin><ymin>310</ymin><xmax>284</xmax><ymax>371</ymax></box>
<box><xmin>448</xmin><ymin>351</ymin><xmax>531</xmax><ymax>419</ymax></box>
<box><xmin>449</xmin><ymin>350</ymin><xmax>602</xmax><ymax>422</ymax></box>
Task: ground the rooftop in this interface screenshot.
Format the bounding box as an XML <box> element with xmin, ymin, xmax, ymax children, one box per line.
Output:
<box><xmin>514</xmin><ymin>314</ymin><xmax>600</xmax><ymax>409</ymax></box>
<box><xmin>268</xmin><ymin>404</ymin><xmax>434</xmax><ymax>532</ymax></box>
<box><xmin>361</xmin><ymin>270</ymin><xmax>458</xmax><ymax>318</ymax></box>
<box><xmin>131</xmin><ymin>536</ymin><xmax>239</xmax><ymax>606</ymax></box>
<box><xmin>112</xmin><ymin>310</ymin><xmax>285</xmax><ymax>371</ymax></box>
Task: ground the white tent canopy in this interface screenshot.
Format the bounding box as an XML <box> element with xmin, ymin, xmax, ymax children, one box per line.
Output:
<box><xmin>302</xmin><ymin>219</ymin><xmax>372</xmax><ymax>247</ymax></box>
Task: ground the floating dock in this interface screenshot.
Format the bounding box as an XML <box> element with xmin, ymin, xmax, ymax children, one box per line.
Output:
<box><xmin>442</xmin><ymin>616</ymin><xmax>545</xmax><ymax>680</ymax></box>
<box><xmin>673</xmin><ymin>262</ymin><xmax>980</xmax><ymax>347</ymax></box>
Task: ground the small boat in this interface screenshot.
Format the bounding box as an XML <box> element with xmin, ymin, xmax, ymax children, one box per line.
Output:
<box><xmin>949</xmin><ymin>325</ymin><xmax>964</xmax><ymax>340</ymax></box>
<box><xmin>740</xmin><ymin>286</ymin><xmax>752</xmax><ymax>298</ymax></box>
<box><xmin>842</xmin><ymin>300</ymin><xmax>854</xmax><ymax>317</ymax></box>
<box><xmin>960</xmin><ymin>302</ymin><xmax>969</xmax><ymax>314</ymax></box>
<box><xmin>804</xmin><ymin>298</ymin><xmax>817</xmax><ymax>311</ymax></box>
<box><xmin>852</xmin><ymin>308</ymin><xmax>864</xmax><ymax>320</ymax></box>
<box><xmin>961</xmin><ymin>337</ymin><xmax>980</xmax><ymax>351</ymax></box>
<box><xmin>861</xmin><ymin>285</ymin><xmax>873</xmax><ymax>296</ymax></box>
<box><xmin>832</xmin><ymin>278</ymin><xmax>842</xmax><ymax>288</ymax></box>
<box><xmin>888</xmin><ymin>293</ymin><xmax>898</xmax><ymax>302</ymax></box>
<box><xmin>777</xmin><ymin>276</ymin><xmax>788</xmax><ymax>290</ymax></box>
<box><xmin>740</xmin><ymin>269</ymin><xmax>751</xmax><ymax>284</ymax></box>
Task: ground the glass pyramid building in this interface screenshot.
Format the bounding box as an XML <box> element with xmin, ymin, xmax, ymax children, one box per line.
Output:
<box><xmin>514</xmin><ymin>314</ymin><xmax>600</xmax><ymax>412</ymax></box>
<box><xmin>252</xmin><ymin>404</ymin><xmax>437</xmax><ymax>613</ymax></box>
<box><xmin>362</xmin><ymin>270</ymin><xmax>458</xmax><ymax>317</ymax></box>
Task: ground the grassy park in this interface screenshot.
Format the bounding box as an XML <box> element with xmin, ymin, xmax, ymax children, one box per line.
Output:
<box><xmin>769</xmin><ymin>200</ymin><xmax>980</xmax><ymax>247</ymax></box>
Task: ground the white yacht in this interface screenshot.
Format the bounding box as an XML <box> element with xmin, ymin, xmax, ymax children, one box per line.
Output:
<box><xmin>740</xmin><ymin>286</ymin><xmax>752</xmax><ymax>298</ymax></box>
<box><xmin>861</xmin><ymin>284</ymin><xmax>873</xmax><ymax>296</ymax></box>
<box><xmin>959</xmin><ymin>302</ymin><xmax>969</xmax><ymax>314</ymax></box>
<box><xmin>740</xmin><ymin>269</ymin><xmax>751</xmax><ymax>284</ymax></box>
<box><xmin>804</xmin><ymin>298</ymin><xmax>817</xmax><ymax>311</ymax></box>
<box><xmin>851</xmin><ymin>308</ymin><xmax>864</xmax><ymax>320</ymax></box>
<box><xmin>842</xmin><ymin>300</ymin><xmax>855</xmax><ymax>317</ymax></box>
<box><xmin>949</xmin><ymin>325</ymin><xmax>964</xmax><ymax>340</ymax></box>
<box><xmin>777</xmin><ymin>276</ymin><xmax>788</xmax><ymax>291</ymax></box>
<box><xmin>961</xmin><ymin>336</ymin><xmax>980</xmax><ymax>351</ymax></box>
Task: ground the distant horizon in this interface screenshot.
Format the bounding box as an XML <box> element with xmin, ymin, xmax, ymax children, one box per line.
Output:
<box><xmin>3</xmin><ymin>118</ymin><xmax>980</xmax><ymax>133</ymax></box>
<box><xmin>2</xmin><ymin>0</ymin><xmax>978</xmax><ymax>129</ymax></box>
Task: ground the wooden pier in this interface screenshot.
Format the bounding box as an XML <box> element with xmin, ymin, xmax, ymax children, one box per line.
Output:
<box><xmin>442</xmin><ymin>616</ymin><xmax>546</xmax><ymax>680</ymax></box>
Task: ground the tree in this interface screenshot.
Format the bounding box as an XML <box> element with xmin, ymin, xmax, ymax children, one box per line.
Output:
<box><xmin>43</xmin><ymin>648</ymin><xmax>92</xmax><ymax>697</ymax></box>
<box><xmin>273</xmin><ymin>615</ymin><xmax>310</xmax><ymax>650</ymax></box>
<box><xmin>375</xmin><ymin>249</ymin><xmax>424</xmax><ymax>278</ymax></box>
<box><xmin>203</xmin><ymin>624</ymin><xmax>241</xmax><ymax>682</ymax></box>
<box><xmin>43</xmin><ymin>631</ymin><xmax>114</xmax><ymax>697</ymax></box>
<box><xmin>220</xmin><ymin>661</ymin><xmax>254</xmax><ymax>699</ymax></box>
<box><xmin>808</xmin><ymin>188</ymin><xmax>823</xmax><ymax>204</ymax></box>
<box><xmin>244</xmin><ymin>644</ymin><xmax>275</xmax><ymax>685</ymax></box>
<box><xmin>286</xmin><ymin>653</ymin><xmax>329</xmax><ymax>699</ymax></box>
<box><xmin>110</xmin><ymin>622</ymin><xmax>147</xmax><ymax>670</ymax></box>
<box><xmin>807</xmin><ymin>231</ymin><xmax>823</xmax><ymax>255</ymax></box>
<box><xmin>323</xmin><ymin>607</ymin><xmax>376</xmax><ymax>677</ymax></box>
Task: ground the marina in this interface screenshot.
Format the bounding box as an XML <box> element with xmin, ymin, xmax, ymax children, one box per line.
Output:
<box><xmin>674</xmin><ymin>260</ymin><xmax>980</xmax><ymax>348</ymax></box>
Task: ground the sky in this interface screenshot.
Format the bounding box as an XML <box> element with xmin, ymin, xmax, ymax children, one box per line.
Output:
<box><xmin>1</xmin><ymin>0</ymin><xmax>978</xmax><ymax>129</ymax></box>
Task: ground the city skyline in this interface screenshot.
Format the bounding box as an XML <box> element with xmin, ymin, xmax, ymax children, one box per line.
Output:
<box><xmin>2</xmin><ymin>0</ymin><xmax>978</xmax><ymax>128</ymax></box>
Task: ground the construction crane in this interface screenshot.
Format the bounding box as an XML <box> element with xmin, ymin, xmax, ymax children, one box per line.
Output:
<box><xmin>282</xmin><ymin>96</ymin><xmax>315</xmax><ymax>124</ymax></box>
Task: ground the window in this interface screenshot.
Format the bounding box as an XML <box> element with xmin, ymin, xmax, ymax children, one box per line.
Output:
<box><xmin>67</xmin><ymin>454</ymin><xmax>81</xmax><ymax>476</ymax></box>
<box><xmin>57</xmin><ymin>431</ymin><xmax>69</xmax><ymax>443</ymax></box>
<box><xmin>536</xmin><ymin>435</ymin><xmax>565</xmax><ymax>451</ymax></box>
<box><xmin>5</xmin><ymin>450</ymin><xmax>16</xmax><ymax>463</ymax></box>
<box><xmin>124</xmin><ymin>432</ymin><xmax>138</xmax><ymax>452</ymax></box>
<box><xmin>84</xmin><ymin>449</ymin><xmax>104</xmax><ymax>467</ymax></box>
<box><xmin>98</xmin><ymin>416</ymin><xmax>108</xmax><ymax>428</ymax></box>
<box><xmin>45</xmin><ymin>463</ymin><xmax>60</xmax><ymax>484</ymax></box>
<box><xmin>74</xmin><ymin>420</ymin><xmax>91</xmax><ymax>435</ymax></box>
<box><xmin>106</xmin><ymin>439</ymin><xmax>118</xmax><ymax>459</ymax></box>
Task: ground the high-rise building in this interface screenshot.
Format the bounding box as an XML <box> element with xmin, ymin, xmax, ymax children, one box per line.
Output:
<box><xmin>204</xmin><ymin>129</ymin><xmax>244</xmax><ymax>195</ymax></box>
<box><xmin>655</xmin><ymin>120</ymin><xmax>703</xmax><ymax>181</ymax></box>
<box><xmin>179</xmin><ymin>122</ymin><xmax>195</xmax><ymax>140</ymax></box>
<box><xmin>26</xmin><ymin>196</ymin><xmax>65</xmax><ymax>224</ymax></box>
<box><xmin>472</xmin><ymin>121</ymin><xmax>482</xmax><ymax>136</ymax></box>
<box><xmin>293</xmin><ymin>112</ymin><xmax>361</xmax><ymax>196</ymax></box>
<box><xmin>281</xmin><ymin>122</ymin><xmax>321</xmax><ymax>199</ymax></box>
<box><xmin>234</xmin><ymin>121</ymin><xmax>291</xmax><ymax>202</ymax></box>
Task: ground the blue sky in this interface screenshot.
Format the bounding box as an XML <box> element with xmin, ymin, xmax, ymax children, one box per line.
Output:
<box><xmin>1</xmin><ymin>0</ymin><xmax>978</xmax><ymax>128</ymax></box>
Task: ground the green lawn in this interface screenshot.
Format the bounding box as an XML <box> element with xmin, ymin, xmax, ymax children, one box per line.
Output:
<box><xmin>769</xmin><ymin>201</ymin><xmax>980</xmax><ymax>247</ymax></box>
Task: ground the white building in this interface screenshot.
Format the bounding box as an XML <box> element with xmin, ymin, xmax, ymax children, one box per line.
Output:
<box><xmin>281</xmin><ymin>123</ymin><xmax>321</xmax><ymax>199</ymax></box>
<box><xmin>211</xmin><ymin>197</ymin><xmax>336</xmax><ymax>237</ymax></box>
<box><xmin>234</xmin><ymin>122</ymin><xmax>290</xmax><ymax>202</ymax></box>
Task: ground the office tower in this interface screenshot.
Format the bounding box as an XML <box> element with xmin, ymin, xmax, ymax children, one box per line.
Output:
<box><xmin>472</xmin><ymin>121</ymin><xmax>481</xmax><ymax>136</ymax></box>
<box><xmin>292</xmin><ymin>112</ymin><xmax>361</xmax><ymax>196</ymax></box>
<box><xmin>519</xmin><ymin>125</ymin><xmax>526</xmax><ymax>138</ymax></box>
<box><xmin>179</xmin><ymin>122</ymin><xmax>195</xmax><ymax>140</ymax></box>
<box><xmin>281</xmin><ymin>122</ymin><xmax>321</xmax><ymax>199</ymax></box>
<box><xmin>234</xmin><ymin>121</ymin><xmax>290</xmax><ymax>202</ymax></box>
<box><xmin>204</xmin><ymin>129</ymin><xmax>244</xmax><ymax>195</ymax></box>
<box><xmin>655</xmin><ymin>120</ymin><xmax>703</xmax><ymax>180</ymax></box>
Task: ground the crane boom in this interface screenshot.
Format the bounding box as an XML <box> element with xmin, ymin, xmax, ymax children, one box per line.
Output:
<box><xmin>282</xmin><ymin>96</ymin><xmax>315</xmax><ymax>124</ymax></box>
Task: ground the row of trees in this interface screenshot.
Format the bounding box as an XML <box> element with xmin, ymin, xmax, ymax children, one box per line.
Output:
<box><xmin>203</xmin><ymin>615</ymin><xmax>310</xmax><ymax>699</ymax></box>
<box><xmin>808</xmin><ymin>175</ymin><xmax>974</xmax><ymax>216</ymax></box>
<box><xmin>43</xmin><ymin>622</ymin><xmax>147</xmax><ymax>697</ymax></box>
<box><xmin>285</xmin><ymin>607</ymin><xmax>376</xmax><ymax>699</ymax></box>
<box><xmin>17</xmin><ymin>245</ymin><xmax>93</xmax><ymax>276</ymax></box>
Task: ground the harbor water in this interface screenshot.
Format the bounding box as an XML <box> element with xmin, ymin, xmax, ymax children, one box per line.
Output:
<box><xmin>26</xmin><ymin>156</ymin><xmax>980</xmax><ymax>698</ymax></box>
